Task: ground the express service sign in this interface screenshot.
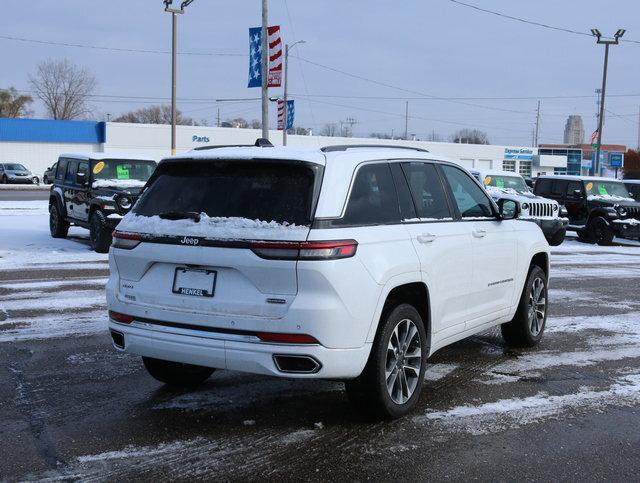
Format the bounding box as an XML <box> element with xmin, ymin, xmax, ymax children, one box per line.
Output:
<box><xmin>504</xmin><ymin>148</ymin><xmax>534</xmax><ymax>161</ymax></box>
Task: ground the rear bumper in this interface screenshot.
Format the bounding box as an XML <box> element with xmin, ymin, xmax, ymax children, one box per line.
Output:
<box><xmin>109</xmin><ymin>318</ymin><xmax>371</xmax><ymax>379</ymax></box>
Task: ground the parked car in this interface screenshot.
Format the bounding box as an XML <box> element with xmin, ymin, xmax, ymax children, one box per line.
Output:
<box><xmin>106</xmin><ymin>142</ymin><xmax>550</xmax><ymax>419</ymax></box>
<box><xmin>470</xmin><ymin>169</ymin><xmax>568</xmax><ymax>246</ymax></box>
<box><xmin>43</xmin><ymin>162</ymin><xmax>57</xmax><ymax>185</ymax></box>
<box><xmin>0</xmin><ymin>163</ymin><xmax>39</xmax><ymax>185</ymax></box>
<box><xmin>624</xmin><ymin>179</ymin><xmax>640</xmax><ymax>200</ymax></box>
<box><xmin>49</xmin><ymin>153</ymin><xmax>157</xmax><ymax>252</ymax></box>
<box><xmin>534</xmin><ymin>175</ymin><xmax>640</xmax><ymax>244</ymax></box>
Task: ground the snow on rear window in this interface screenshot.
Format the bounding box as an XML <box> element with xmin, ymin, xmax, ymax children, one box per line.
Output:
<box><xmin>133</xmin><ymin>160</ymin><xmax>316</xmax><ymax>227</ymax></box>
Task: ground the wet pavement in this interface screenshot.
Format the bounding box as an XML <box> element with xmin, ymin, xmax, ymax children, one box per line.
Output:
<box><xmin>1</xmin><ymin>240</ymin><xmax>640</xmax><ymax>481</ymax></box>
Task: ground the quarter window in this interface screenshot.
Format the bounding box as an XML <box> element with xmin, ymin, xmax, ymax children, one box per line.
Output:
<box><xmin>441</xmin><ymin>165</ymin><xmax>494</xmax><ymax>218</ymax></box>
<box><xmin>401</xmin><ymin>162</ymin><xmax>452</xmax><ymax>220</ymax></box>
<box><xmin>338</xmin><ymin>163</ymin><xmax>400</xmax><ymax>226</ymax></box>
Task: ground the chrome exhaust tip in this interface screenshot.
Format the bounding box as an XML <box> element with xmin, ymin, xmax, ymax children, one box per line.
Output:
<box><xmin>273</xmin><ymin>354</ymin><xmax>321</xmax><ymax>374</ymax></box>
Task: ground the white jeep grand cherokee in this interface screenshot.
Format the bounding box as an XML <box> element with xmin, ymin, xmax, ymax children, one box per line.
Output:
<box><xmin>106</xmin><ymin>143</ymin><xmax>550</xmax><ymax>418</ymax></box>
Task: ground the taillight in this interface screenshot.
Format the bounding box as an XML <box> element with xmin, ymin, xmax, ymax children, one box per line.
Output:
<box><xmin>109</xmin><ymin>310</ymin><xmax>134</xmax><ymax>324</ymax></box>
<box><xmin>112</xmin><ymin>231</ymin><xmax>141</xmax><ymax>249</ymax></box>
<box><xmin>256</xmin><ymin>332</ymin><xmax>319</xmax><ymax>344</ymax></box>
<box><xmin>251</xmin><ymin>240</ymin><xmax>357</xmax><ymax>261</ymax></box>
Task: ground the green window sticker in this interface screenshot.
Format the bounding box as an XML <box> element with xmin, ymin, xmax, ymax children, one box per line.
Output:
<box><xmin>116</xmin><ymin>165</ymin><xmax>130</xmax><ymax>179</ymax></box>
<box><xmin>598</xmin><ymin>184</ymin><xmax>608</xmax><ymax>196</ymax></box>
<box><xmin>495</xmin><ymin>178</ymin><xmax>505</xmax><ymax>188</ymax></box>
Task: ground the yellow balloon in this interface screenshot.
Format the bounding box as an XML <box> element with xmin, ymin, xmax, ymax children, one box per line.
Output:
<box><xmin>93</xmin><ymin>161</ymin><xmax>105</xmax><ymax>174</ymax></box>
<box><xmin>484</xmin><ymin>176</ymin><xmax>492</xmax><ymax>185</ymax></box>
<box><xmin>586</xmin><ymin>182</ymin><xmax>593</xmax><ymax>191</ymax></box>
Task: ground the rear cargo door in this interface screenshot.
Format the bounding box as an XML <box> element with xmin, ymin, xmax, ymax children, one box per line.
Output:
<box><xmin>112</xmin><ymin>159</ymin><xmax>319</xmax><ymax>319</ymax></box>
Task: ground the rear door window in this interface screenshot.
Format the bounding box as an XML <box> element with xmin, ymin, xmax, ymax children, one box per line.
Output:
<box><xmin>337</xmin><ymin>163</ymin><xmax>400</xmax><ymax>226</ymax></box>
<box><xmin>565</xmin><ymin>181</ymin><xmax>583</xmax><ymax>199</ymax></box>
<box><xmin>56</xmin><ymin>159</ymin><xmax>68</xmax><ymax>181</ymax></box>
<box><xmin>401</xmin><ymin>162</ymin><xmax>452</xmax><ymax>220</ymax></box>
<box><xmin>134</xmin><ymin>160</ymin><xmax>318</xmax><ymax>227</ymax></box>
<box><xmin>65</xmin><ymin>160</ymin><xmax>78</xmax><ymax>185</ymax></box>
<box><xmin>535</xmin><ymin>178</ymin><xmax>552</xmax><ymax>196</ymax></box>
<box><xmin>77</xmin><ymin>162</ymin><xmax>89</xmax><ymax>185</ymax></box>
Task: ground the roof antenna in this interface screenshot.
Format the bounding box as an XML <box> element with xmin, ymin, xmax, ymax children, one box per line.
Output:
<box><xmin>255</xmin><ymin>138</ymin><xmax>274</xmax><ymax>147</ymax></box>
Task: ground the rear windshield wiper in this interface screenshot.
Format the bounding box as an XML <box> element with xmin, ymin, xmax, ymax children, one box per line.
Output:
<box><xmin>158</xmin><ymin>211</ymin><xmax>201</xmax><ymax>222</ymax></box>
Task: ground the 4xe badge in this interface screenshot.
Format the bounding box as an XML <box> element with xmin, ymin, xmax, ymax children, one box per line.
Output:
<box><xmin>180</xmin><ymin>236</ymin><xmax>200</xmax><ymax>246</ymax></box>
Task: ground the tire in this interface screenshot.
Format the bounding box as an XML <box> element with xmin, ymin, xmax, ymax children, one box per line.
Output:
<box><xmin>1</xmin><ymin>175</ymin><xmax>7</xmax><ymax>184</ymax></box>
<box><xmin>89</xmin><ymin>210</ymin><xmax>112</xmax><ymax>253</ymax></box>
<box><xmin>546</xmin><ymin>228</ymin><xmax>566</xmax><ymax>246</ymax></box>
<box><xmin>142</xmin><ymin>357</ymin><xmax>215</xmax><ymax>387</ymax></box>
<box><xmin>501</xmin><ymin>265</ymin><xmax>548</xmax><ymax>347</ymax></box>
<box><xmin>345</xmin><ymin>304</ymin><xmax>427</xmax><ymax>419</ymax></box>
<box><xmin>43</xmin><ymin>176</ymin><xmax>49</xmax><ymax>185</ymax></box>
<box><xmin>576</xmin><ymin>228</ymin><xmax>591</xmax><ymax>242</ymax></box>
<box><xmin>49</xmin><ymin>203</ymin><xmax>70</xmax><ymax>238</ymax></box>
<box><xmin>588</xmin><ymin>216</ymin><xmax>614</xmax><ymax>246</ymax></box>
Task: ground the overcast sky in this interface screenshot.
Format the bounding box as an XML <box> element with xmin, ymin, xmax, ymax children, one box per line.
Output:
<box><xmin>1</xmin><ymin>0</ymin><xmax>639</xmax><ymax>147</ymax></box>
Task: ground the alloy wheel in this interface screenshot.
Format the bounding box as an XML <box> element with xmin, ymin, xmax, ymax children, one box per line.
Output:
<box><xmin>385</xmin><ymin>318</ymin><xmax>422</xmax><ymax>405</ymax></box>
<box><xmin>528</xmin><ymin>277</ymin><xmax>546</xmax><ymax>336</ymax></box>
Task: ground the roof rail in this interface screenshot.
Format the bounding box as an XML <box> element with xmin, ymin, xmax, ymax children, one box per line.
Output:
<box><xmin>321</xmin><ymin>144</ymin><xmax>429</xmax><ymax>153</ymax></box>
<box><xmin>192</xmin><ymin>138</ymin><xmax>274</xmax><ymax>151</ymax></box>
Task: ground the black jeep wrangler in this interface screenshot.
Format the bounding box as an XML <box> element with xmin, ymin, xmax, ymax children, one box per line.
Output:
<box><xmin>534</xmin><ymin>175</ymin><xmax>640</xmax><ymax>245</ymax></box>
<box><xmin>49</xmin><ymin>154</ymin><xmax>156</xmax><ymax>252</ymax></box>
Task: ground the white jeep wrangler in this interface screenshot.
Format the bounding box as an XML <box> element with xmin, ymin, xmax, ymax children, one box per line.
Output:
<box><xmin>470</xmin><ymin>169</ymin><xmax>568</xmax><ymax>246</ymax></box>
<box><xmin>106</xmin><ymin>143</ymin><xmax>550</xmax><ymax>418</ymax></box>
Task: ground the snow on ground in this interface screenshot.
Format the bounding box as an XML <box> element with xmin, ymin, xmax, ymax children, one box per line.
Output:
<box><xmin>0</xmin><ymin>200</ymin><xmax>107</xmax><ymax>269</ymax></box>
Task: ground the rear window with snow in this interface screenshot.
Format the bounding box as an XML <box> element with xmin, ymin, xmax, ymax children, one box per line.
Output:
<box><xmin>133</xmin><ymin>160</ymin><xmax>317</xmax><ymax>226</ymax></box>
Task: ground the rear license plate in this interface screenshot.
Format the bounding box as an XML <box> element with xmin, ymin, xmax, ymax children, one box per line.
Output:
<box><xmin>172</xmin><ymin>267</ymin><xmax>217</xmax><ymax>297</ymax></box>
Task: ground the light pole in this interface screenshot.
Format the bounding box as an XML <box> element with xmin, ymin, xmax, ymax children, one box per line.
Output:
<box><xmin>164</xmin><ymin>0</ymin><xmax>195</xmax><ymax>155</ymax></box>
<box><xmin>591</xmin><ymin>28</ymin><xmax>625</xmax><ymax>176</ymax></box>
<box><xmin>283</xmin><ymin>40</ymin><xmax>305</xmax><ymax>146</ymax></box>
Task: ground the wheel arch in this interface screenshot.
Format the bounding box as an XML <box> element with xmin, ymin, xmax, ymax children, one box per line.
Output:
<box><xmin>530</xmin><ymin>251</ymin><xmax>549</xmax><ymax>279</ymax></box>
<box><xmin>49</xmin><ymin>189</ymin><xmax>67</xmax><ymax>217</ymax></box>
<box><xmin>366</xmin><ymin>278</ymin><xmax>432</xmax><ymax>353</ymax></box>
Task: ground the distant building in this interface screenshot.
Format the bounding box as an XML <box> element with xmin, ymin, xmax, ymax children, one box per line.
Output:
<box><xmin>563</xmin><ymin>115</ymin><xmax>585</xmax><ymax>145</ymax></box>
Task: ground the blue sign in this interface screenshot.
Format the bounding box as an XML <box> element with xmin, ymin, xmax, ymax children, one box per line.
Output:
<box><xmin>609</xmin><ymin>152</ymin><xmax>624</xmax><ymax>168</ymax></box>
<box><xmin>504</xmin><ymin>148</ymin><xmax>534</xmax><ymax>161</ymax></box>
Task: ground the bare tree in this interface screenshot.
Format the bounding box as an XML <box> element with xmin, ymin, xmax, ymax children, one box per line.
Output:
<box><xmin>113</xmin><ymin>105</ymin><xmax>199</xmax><ymax>125</ymax></box>
<box><xmin>29</xmin><ymin>59</ymin><xmax>97</xmax><ymax>120</ymax></box>
<box><xmin>451</xmin><ymin>129</ymin><xmax>490</xmax><ymax>145</ymax></box>
<box><xmin>425</xmin><ymin>131</ymin><xmax>444</xmax><ymax>142</ymax></box>
<box><xmin>250</xmin><ymin>119</ymin><xmax>262</xmax><ymax>130</ymax></box>
<box><xmin>320</xmin><ymin>123</ymin><xmax>338</xmax><ymax>137</ymax></box>
<box><xmin>369</xmin><ymin>132</ymin><xmax>393</xmax><ymax>139</ymax></box>
<box><xmin>0</xmin><ymin>87</ymin><xmax>33</xmax><ymax>118</ymax></box>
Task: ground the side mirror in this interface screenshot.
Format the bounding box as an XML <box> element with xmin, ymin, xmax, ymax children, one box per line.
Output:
<box><xmin>573</xmin><ymin>189</ymin><xmax>584</xmax><ymax>198</ymax></box>
<box><xmin>497</xmin><ymin>199</ymin><xmax>519</xmax><ymax>220</ymax></box>
<box><xmin>76</xmin><ymin>172</ymin><xmax>88</xmax><ymax>185</ymax></box>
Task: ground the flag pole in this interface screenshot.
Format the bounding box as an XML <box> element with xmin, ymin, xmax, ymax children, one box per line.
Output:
<box><xmin>261</xmin><ymin>0</ymin><xmax>269</xmax><ymax>140</ymax></box>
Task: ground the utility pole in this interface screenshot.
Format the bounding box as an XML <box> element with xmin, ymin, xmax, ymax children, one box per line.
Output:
<box><xmin>591</xmin><ymin>28</ymin><xmax>625</xmax><ymax>176</ymax></box>
<box><xmin>637</xmin><ymin>105</ymin><xmax>640</xmax><ymax>150</ymax></box>
<box><xmin>534</xmin><ymin>100</ymin><xmax>540</xmax><ymax>147</ymax></box>
<box><xmin>283</xmin><ymin>40</ymin><xmax>305</xmax><ymax>146</ymax></box>
<box><xmin>164</xmin><ymin>0</ymin><xmax>195</xmax><ymax>155</ymax></box>
<box><xmin>216</xmin><ymin>108</ymin><xmax>220</xmax><ymax>127</ymax></box>
<box><xmin>404</xmin><ymin>101</ymin><xmax>409</xmax><ymax>140</ymax></box>
<box><xmin>261</xmin><ymin>0</ymin><xmax>269</xmax><ymax>139</ymax></box>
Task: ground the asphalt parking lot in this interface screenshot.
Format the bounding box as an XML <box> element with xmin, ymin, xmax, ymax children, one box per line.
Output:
<box><xmin>1</xmin><ymin>194</ymin><xmax>640</xmax><ymax>480</ymax></box>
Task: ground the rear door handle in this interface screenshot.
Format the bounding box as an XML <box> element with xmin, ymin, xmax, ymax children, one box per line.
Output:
<box><xmin>417</xmin><ymin>233</ymin><xmax>436</xmax><ymax>244</ymax></box>
<box><xmin>472</xmin><ymin>229</ymin><xmax>487</xmax><ymax>238</ymax></box>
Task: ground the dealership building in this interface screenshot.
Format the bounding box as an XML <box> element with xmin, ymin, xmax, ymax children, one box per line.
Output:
<box><xmin>0</xmin><ymin>117</ymin><xmax>569</xmax><ymax>178</ymax></box>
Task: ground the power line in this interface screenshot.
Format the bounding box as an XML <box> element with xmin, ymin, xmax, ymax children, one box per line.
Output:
<box><xmin>447</xmin><ymin>0</ymin><xmax>640</xmax><ymax>45</ymax></box>
<box><xmin>0</xmin><ymin>34</ymin><xmax>244</xmax><ymax>56</ymax></box>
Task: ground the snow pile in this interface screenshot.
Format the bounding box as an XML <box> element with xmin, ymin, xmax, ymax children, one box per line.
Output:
<box><xmin>612</xmin><ymin>218</ymin><xmax>640</xmax><ymax>225</ymax></box>
<box><xmin>485</xmin><ymin>186</ymin><xmax>536</xmax><ymax>198</ymax></box>
<box><xmin>117</xmin><ymin>213</ymin><xmax>310</xmax><ymax>241</ymax></box>
<box><xmin>92</xmin><ymin>179</ymin><xmax>146</xmax><ymax>189</ymax></box>
<box><xmin>587</xmin><ymin>194</ymin><xmax>634</xmax><ymax>203</ymax></box>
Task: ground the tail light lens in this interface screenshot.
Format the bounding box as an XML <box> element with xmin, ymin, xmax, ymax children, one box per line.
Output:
<box><xmin>256</xmin><ymin>332</ymin><xmax>319</xmax><ymax>344</ymax></box>
<box><xmin>112</xmin><ymin>231</ymin><xmax>141</xmax><ymax>249</ymax></box>
<box><xmin>109</xmin><ymin>310</ymin><xmax>134</xmax><ymax>324</ymax></box>
<box><xmin>251</xmin><ymin>240</ymin><xmax>357</xmax><ymax>261</ymax></box>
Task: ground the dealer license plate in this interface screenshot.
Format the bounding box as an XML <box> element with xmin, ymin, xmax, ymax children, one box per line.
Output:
<box><xmin>172</xmin><ymin>267</ymin><xmax>217</xmax><ymax>298</ymax></box>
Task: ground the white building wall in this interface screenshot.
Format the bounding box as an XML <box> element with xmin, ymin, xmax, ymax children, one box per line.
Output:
<box><xmin>0</xmin><ymin>141</ymin><xmax>100</xmax><ymax>177</ymax></box>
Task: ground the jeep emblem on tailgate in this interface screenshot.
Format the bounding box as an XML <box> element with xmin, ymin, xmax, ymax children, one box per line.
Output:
<box><xmin>180</xmin><ymin>236</ymin><xmax>199</xmax><ymax>245</ymax></box>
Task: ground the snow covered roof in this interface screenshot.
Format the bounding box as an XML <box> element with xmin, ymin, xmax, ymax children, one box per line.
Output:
<box><xmin>537</xmin><ymin>174</ymin><xmax>622</xmax><ymax>182</ymax></box>
<box><xmin>59</xmin><ymin>152</ymin><xmax>157</xmax><ymax>162</ymax></box>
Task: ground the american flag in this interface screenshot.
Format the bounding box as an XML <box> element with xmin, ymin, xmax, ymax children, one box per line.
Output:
<box><xmin>590</xmin><ymin>129</ymin><xmax>599</xmax><ymax>146</ymax></box>
<box><xmin>248</xmin><ymin>26</ymin><xmax>282</xmax><ymax>88</ymax></box>
<box><xmin>277</xmin><ymin>100</ymin><xmax>295</xmax><ymax>130</ymax></box>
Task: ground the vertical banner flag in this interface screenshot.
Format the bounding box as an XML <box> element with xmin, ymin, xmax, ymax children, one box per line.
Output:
<box><xmin>267</xmin><ymin>26</ymin><xmax>283</xmax><ymax>87</ymax></box>
<box><xmin>248</xmin><ymin>27</ymin><xmax>262</xmax><ymax>88</ymax></box>
<box><xmin>277</xmin><ymin>100</ymin><xmax>295</xmax><ymax>130</ymax></box>
<box><xmin>248</xmin><ymin>26</ymin><xmax>282</xmax><ymax>88</ymax></box>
